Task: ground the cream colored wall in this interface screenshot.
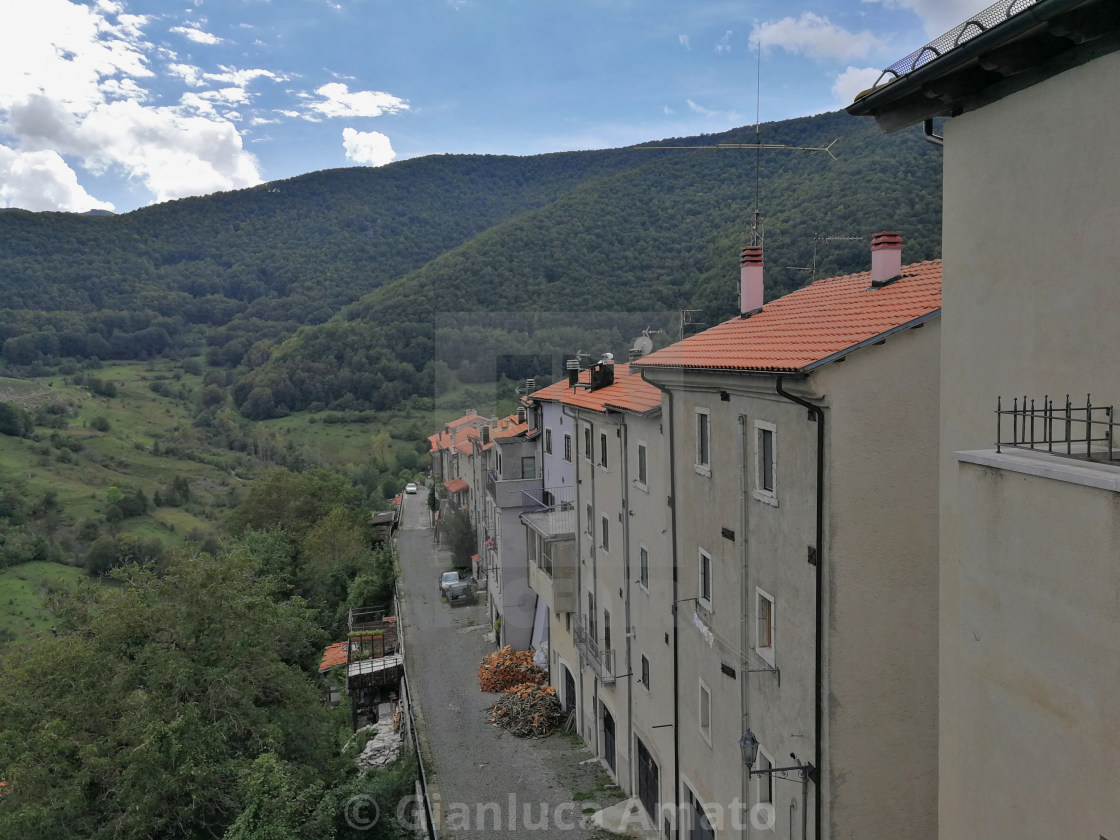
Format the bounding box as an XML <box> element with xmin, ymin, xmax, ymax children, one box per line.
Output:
<box><xmin>951</xmin><ymin>463</ymin><xmax>1120</xmax><ymax>839</ymax></box>
<box><xmin>625</xmin><ymin>408</ymin><xmax>675</xmax><ymax>818</ymax></box>
<box><xmin>940</xmin><ymin>49</ymin><xmax>1120</xmax><ymax>840</ymax></box>
<box><xmin>814</xmin><ymin>317</ymin><xmax>940</xmax><ymax>840</ymax></box>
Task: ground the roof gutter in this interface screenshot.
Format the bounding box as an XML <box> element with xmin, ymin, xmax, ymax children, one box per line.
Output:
<box><xmin>802</xmin><ymin>310</ymin><xmax>940</xmax><ymax>373</ymax></box>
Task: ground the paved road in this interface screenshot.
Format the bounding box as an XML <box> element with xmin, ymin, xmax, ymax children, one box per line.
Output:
<box><xmin>396</xmin><ymin>492</ymin><xmax>620</xmax><ymax>839</ymax></box>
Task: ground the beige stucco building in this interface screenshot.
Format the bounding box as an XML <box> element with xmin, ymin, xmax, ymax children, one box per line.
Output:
<box><xmin>636</xmin><ymin>236</ymin><xmax>941</xmax><ymax>839</ymax></box>
<box><xmin>849</xmin><ymin>2</ymin><xmax>1120</xmax><ymax>838</ymax></box>
<box><xmin>527</xmin><ymin>359</ymin><xmax>675</xmax><ymax>829</ymax></box>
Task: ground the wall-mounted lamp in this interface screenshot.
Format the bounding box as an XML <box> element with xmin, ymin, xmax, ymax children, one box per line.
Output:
<box><xmin>739</xmin><ymin>730</ymin><xmax>816</xmax><ymax>782</ymax></box>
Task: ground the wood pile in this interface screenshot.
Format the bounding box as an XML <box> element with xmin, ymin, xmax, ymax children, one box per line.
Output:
<box><xmin>478</xmin><ymin>646</ymin><xmax>546</xmax><ymax>693</ymax></box>
<box><xmin>488</xmin><ymin>683</ymin><xmax>562</xmax><ymax>738</ymax></box>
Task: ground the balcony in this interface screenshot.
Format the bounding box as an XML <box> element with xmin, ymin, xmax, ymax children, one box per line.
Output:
<box><xmin>574</xmin><ymin>616</ymin><xmax>615</xmax><ymax>685</ymax></box>
<box><xmin>486</xmin><ymin>471</ymin><xmax>541</xmax><ymax>507</ymax></box>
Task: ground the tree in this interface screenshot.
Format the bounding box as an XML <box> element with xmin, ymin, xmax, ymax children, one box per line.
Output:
<box><xmin>0</xmin><ymin>402</ymin><xmax>33</xmax><ymax>437</ymax></box>
<box><xmin>443</xmin><ymin>510</ymin><xmax>476</xmax><ymax>569</ymax></box>
<box><xmin>0</xmin><ymin>549</ymin><xmax>334</xmax><ymax>840</ymax></box>
<box><xmin>426</xmin><ymin>485</ymin><xmax>439</xmax><ymax>513</ymax></box>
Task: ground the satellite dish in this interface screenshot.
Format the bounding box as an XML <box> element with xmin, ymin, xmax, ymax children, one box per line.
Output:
<box><xmin>630</xmin><ymin>335</ymin><xmax>654</xmax><ymax>359</ymax></box>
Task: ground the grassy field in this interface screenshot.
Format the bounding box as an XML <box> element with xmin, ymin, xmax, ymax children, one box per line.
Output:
<box><xmin>0</xmin><ymin>561</ymin><xmax>90</xmax><ymax>643</ymax></box>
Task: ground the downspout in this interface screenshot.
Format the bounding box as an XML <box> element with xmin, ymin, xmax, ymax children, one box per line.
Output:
<box><xmin>774</xmin><ymin>376</ymin><xmax>823</xmax><ymax>840</ymax></box>
<box><xmin>562</xmin><ymin>403</ymin><xmax>587</xmax><ymax>746</ymax></box>
<box><xmin>665</xmin><ymin>388</ymin><xmax>681</xmax><ymax>839</ymax></box>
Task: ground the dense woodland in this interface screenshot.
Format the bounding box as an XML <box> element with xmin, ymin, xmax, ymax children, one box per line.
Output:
<box><xmin>0</xmin><ymin>109</ymin><xmax>942</xmax><ymax>417</ymax></box>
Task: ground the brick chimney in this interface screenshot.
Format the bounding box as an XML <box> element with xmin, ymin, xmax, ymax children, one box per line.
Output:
<box><xmin>740</xmin><ymin>245</ymin><xmax>764</xmax><ymax>315</ymax></box>
<box><xmin>870</xmin><ymin>231</ymin><xmax>903</xmax><ymax>287</ymax></box>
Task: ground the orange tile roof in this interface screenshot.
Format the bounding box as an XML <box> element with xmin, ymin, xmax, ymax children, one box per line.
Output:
<box><xmin>444</xmin><ymin>477</ymin><xmax>469</xmax><ymax>493</ymax></box>
<box><xmin>428</xmin><ymin>418</ymin><xmax>488</xmax><ymax>453</ymax></box>
<box><xmin>635</xmin><ymin>260</ymin><xmax>941</xmax><ymax>373</ymax></box>
<box><xmin>319</xmin><ymin>641</ymin><xmax>348</xmax><ymax>672</ymax></box>
<box><xmin>491</xmin><ymin>414</ymin><xmax>529</xmax><ymax>441</ymax></box>
<box><xmin>530</xmin><ymin>363</ymin><xmax>661</xmax><ymax>415</ymax></box>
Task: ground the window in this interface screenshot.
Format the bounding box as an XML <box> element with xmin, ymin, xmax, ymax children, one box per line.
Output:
<box><xmin>563</xmin><ymin>434</ymin><xmax>572</xmax><ymax>462</ymax></box>
<box><xmin>496</xmin><ymin>450</ymin><xmax>503</xmax><ymax>475</ymax></box>
<box><xmin>698</xmin><ymin>548</ymin><xmax>713</xmax><ymax>610</ymax></box>
<box><xmin>695</xmin><ymin>409</ymin><xmax>711</xmax><ymax>475</ymax></box>
<box><xmin>545</xmin><ymin>428</ymin><xmax>553</xmax><ymax>454</ymax></box>
<box><xmin>754</xmin><ymin>421</ymin><xmax>777</xmax><ymax>504</ymax></box>
<box><xmin>604</xmin><ymin>609</ymin><xmax>611</xmax><ymax>652</ymax></box>
<box><xmin>640</xmin><ymin>655</ymin><xmax>650</xmax><ymax>689</ymax></box>
<box><xmin>600</xmin><ymin>516</ymin><xmax>609</xmax><ymax>552</ymax></box>
<box><xmin>756</xmin><ymin>588</ymin><xmax>775</xmax><ymax>665</ymax></box>
<box><xmin>584</xmin><ymin>426</ymin><xmax>592</xmax><ymax>461</ymax></box>
<box><xmin>636</xmin><ymin>442</ymin><xmax>648</xmax><ymax>487</ymax></box>
<box><xmin>698</xmin><ymin>680</ymin><xmax>712</xmax><ymax>744</ymax></box>
<box><xmin>585</xmin><ymin>504</ymin><xmax>593</xmax><ymax>536</ymax></box>
<box><xmin>639</xmin><ymin>546</ymin><xmax>649</xmax><ymax>588</ymax></box>
<box><xmin>588</xmin><ymin>592</ymin><xmax>596</xmax><ymax>642</ymax></box>
<box><xmin>756</xmin><ymin>745</ymin><xmax>774</xmax><ymax>808</ymax></box>
<box><xmin>599</xmin><ymin>432</ymin><xmax>608</xmax><ymax>468</ymax></box>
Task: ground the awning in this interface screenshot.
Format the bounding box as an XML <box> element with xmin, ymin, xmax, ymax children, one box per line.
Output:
<box><xmin>444</xmin><ymin>477</ymin><xmax>469</xmax><ymax>493</ymax></box>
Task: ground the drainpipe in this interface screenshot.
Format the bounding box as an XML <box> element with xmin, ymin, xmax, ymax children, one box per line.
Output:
<box><xmin>774</xmin><ymin>376</ymin><xmax>823</xmax><ymax>840</ymax></box>
<box><xmin>738</xmin><ymin>413</ymin><xmax>750</xmax><ymax>838</ymax></box>
<box><xmin>562</xmin><ymin>403</ymin><xmax>588</xmax><ymax>747</ymax></box>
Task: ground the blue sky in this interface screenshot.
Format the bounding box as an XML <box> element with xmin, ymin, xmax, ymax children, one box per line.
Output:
<box><xmin>0</xmin><ymin>0</ymin><xmax>988</xmax><ymax>213</ymax></box>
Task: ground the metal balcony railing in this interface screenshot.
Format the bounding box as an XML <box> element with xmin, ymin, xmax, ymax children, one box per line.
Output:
<box><xmin>996</xmin><ymin>394</ymin><xmax>1119</xmax><ymax>462</ymax></box>
<box><xmin>574</xmin><ymin>617</ymin><xmax>615</xmax><ymax>685</ymax></box>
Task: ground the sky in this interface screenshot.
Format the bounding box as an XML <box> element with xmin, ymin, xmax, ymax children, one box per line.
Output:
<box><xmin>0</xmin><ymin>0</ymin><xmax>990</xmax><ymax>214</ymax></box>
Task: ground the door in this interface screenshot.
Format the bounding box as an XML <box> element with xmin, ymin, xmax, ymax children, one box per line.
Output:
<box><xmin>636</xmin><ymin>736</ymin><xmax>659</xmax><ymax>823</ymax></box>
<box><xmin>563</xmin><ymin>666</ymin><xmax>576</xmax><ymax>717</ymax></box>
<box><xmin>602</xmin><ymin>704</ymin><xmax>616</xmax><ymax>773</ymax></box>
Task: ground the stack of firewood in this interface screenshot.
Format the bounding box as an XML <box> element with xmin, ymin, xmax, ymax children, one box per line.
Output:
<box><xmin>488</xmin><ymin>683</ymin><xmax>562</xmax><ymax>738</ymax></box>
<box><xmin>477</xmin><ymin>645</ymin><xmax>546</xmax><ymax>693</ymax></box>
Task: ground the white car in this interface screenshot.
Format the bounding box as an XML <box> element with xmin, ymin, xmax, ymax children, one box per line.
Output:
<box><xmin>405</xmin><ymin>482</ymin><xmax>418</xmax><ymax>494</ymax></box>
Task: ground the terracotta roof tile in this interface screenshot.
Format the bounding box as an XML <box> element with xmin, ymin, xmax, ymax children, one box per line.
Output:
<box><xmin>635</xmin><ymin>260</ymin><xmax>941</xmax><ymax>373</ymax></box>
<box><xmin>491</xmin><ymin>414</ymin><xmax>529</xmax><ymax>441</ymax></box>
<box><xmin>319</xmin><ymin>641</ymin><xmax>348</xmax><ymax>672</ymax></box>
<box><xmin>444</xmin><ymin>477</ymin><xmax>469</xmax><ymax>493</ymax></box>
<box><xmin>530</xmin><ymin>363</ymin><xmax>661</xmax><ymax>415</ymax></box>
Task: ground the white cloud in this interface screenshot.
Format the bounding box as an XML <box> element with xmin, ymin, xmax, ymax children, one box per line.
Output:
<box><xmin>832</xmin><ymin>66</ymin><xmax>884</xmax><ymax>104</ymax></box>
<box><xmin>305</xmin><ymin>83</ymin><xmax>409</xmax><ymax>119</ymax></box>
<box><xmin>76</xmin><ymin>99</ymin><xmax>262</xmax><ymax>201</ymax></box>
<box><xmin>342</xmin><ymin>128</ymin><xmax>396</xmax><ymax>166</ymax></box>
<box><xmin>0</xmin><ymin>145</ymin><xmax>114</xmax><ymax>212</ymax></box>
<box><xmin>168</xmin><ymin>63</ymin><xmax>206</xmax><ymax>87</ymax></box>
<box><xmin>862</xmin><ymin>0</ymin><xmax>993</xmax><ymax>38</ymax></box>
<box><xmin>169</xmin><ymin>25</ymin><xmax>224</xmax><ymax>46</ymax></box>
<box><xmin>715</xmin><ymin>31</ymin><xmax>732</xmax><ymax>54</ymax></box>
<box><xmin>686</xmin><ymin>99</ymin><xmax>739</xmax><ymax>121</ymax></box>
<box><xmin>679</xmin><ymin>34</ymin><xmax>691</xmax><ymax>49</ymax></box>
<box><xmin>752</xmin><ymin>13</ymin><xmax>886</xmax><ymax>61</ymax></box>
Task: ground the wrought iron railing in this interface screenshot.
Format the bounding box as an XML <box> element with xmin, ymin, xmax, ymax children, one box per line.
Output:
<box><xmin>866</xmin><ymin>0</ymin><xmax>1038</xmax><ymax>91</ymax></box>
<box><xmin>996</xmin><ymin>394</ymin><xmax>1118</xmax><ymax>461</ymax></box>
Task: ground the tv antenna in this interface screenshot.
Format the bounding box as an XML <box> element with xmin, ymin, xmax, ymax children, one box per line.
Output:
<box><xmin>786</xmin><ymin>234</ymin><xmax>866</xmax><ymax>281</ymax></box>
<box><xmin>678</xmin><ymin>309</ymin><xmax>704</xmax><ymax>342</ymax></box>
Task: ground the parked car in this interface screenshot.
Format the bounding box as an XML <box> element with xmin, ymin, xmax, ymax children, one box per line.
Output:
<box><xmin>405</xmin><ymin>482</ymin><xmax>418</xmax><ymax>494</ymax></box>
<box><xmin>447</xmin><ymin>581</ymin><xmax>475</xmax><ymax>606</ymax></box>
<box><xmin>439</xmin><ymin>571</ymin><xmax>460</xmax><ymax>596</ymax></box>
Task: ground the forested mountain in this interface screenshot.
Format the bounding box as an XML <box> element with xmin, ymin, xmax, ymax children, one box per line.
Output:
<box><xmin>0</xmin><ymin>109</ymin><xmax>942</xmax><ymax>416</ymax></box>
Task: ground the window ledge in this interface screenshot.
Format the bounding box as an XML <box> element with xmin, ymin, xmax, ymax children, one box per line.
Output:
<box><xmin>958</xmin><ymin>448</ymin><xmax>1120</xmax><ymax>493</ymax></box>
<box><xmin>694</xmin><ymin>464</ymin><xmax>711</xmax><ymax>478</ymax></box>
<box><xmin>752</xmin><ymin>489</ymin><xmax>779</xmax><ymax>507</ymax></box>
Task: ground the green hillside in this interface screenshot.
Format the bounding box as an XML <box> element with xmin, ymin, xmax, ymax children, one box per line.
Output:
<box><xmin>0</xmin><ymin>109</ymin><xmax>942</xmax><ymax>418</ymax></box>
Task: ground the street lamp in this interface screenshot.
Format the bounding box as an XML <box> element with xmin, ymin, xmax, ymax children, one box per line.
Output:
<box><xmin>740</xmin><ymin>729</ymin><xmax>816</xmax><ymax>781</ymax></box>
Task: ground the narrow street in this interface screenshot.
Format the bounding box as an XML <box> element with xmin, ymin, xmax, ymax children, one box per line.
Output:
<box><xmin>395</xmin><ymin>492</ymin><xmax>622</xmax><ymax>839</ymax></box>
